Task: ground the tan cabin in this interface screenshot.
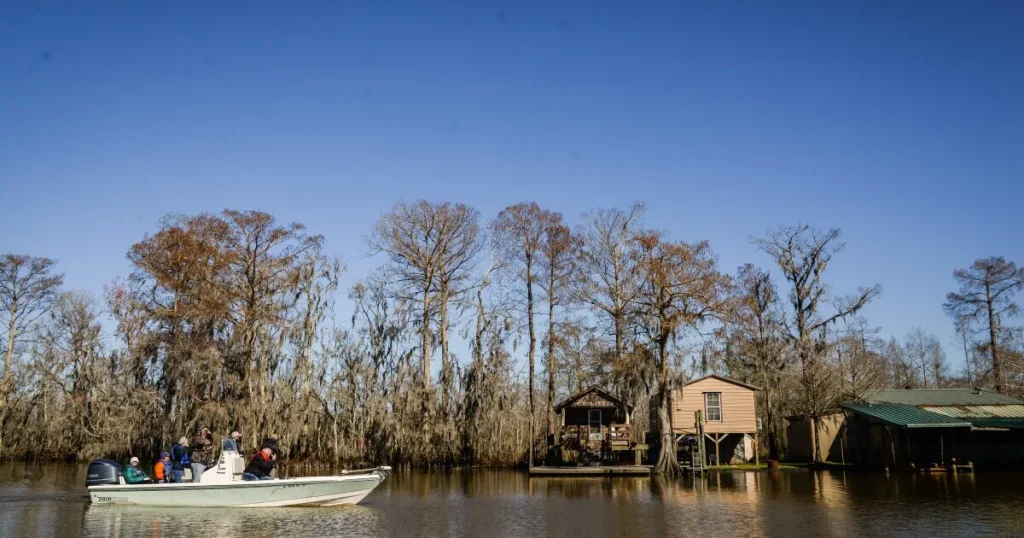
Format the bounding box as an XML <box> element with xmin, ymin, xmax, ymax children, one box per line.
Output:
<box><xmin>672</xmin><ymin>375</ymin><xmax>759</xmax><ymax>465</ymax></box>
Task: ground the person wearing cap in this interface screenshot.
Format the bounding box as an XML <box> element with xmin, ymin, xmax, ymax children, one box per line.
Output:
<box><xmin>169</xmin><ymin>437</ymin><xmax>190</xmax><ymax>483</ymax></box>
<box><xmin>124</xmin><ymin>456</ymin><xmax>150</xmax><ymax>484</ymax></box>
<box><xmin>189</xmin><ymin>425</ymin><xmax>214</xmax><ymax>483</ymax></box>
<box><xmin>229</xmin><ymin>431</ymin><xmax>243</xmax><ymax>454</ymax></box>
<box><xmin>154</xmin><ymin>452</ymin><xmax>172</xmax><ymax>483</ymax></box>
<box><xmin>242</xmin><ymin>438</ymin><xmax>279</xmax><ymax>481</ymax></box>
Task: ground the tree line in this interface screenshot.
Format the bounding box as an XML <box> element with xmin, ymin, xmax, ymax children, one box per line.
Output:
<box><xmin>1</xmin><ymin>203</ymin><xmax>1022</xmax><ymax>474</ymax></box>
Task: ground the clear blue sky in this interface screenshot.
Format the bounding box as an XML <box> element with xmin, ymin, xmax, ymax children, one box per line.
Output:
<box><xmin>2</xmin><ymin>1</ymin><xmax>1022</xmax><ymax>370</ymax></box>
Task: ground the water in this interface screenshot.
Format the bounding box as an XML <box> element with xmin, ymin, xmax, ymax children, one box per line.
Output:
<box><xmin>1</xmin><ymin>463</ymin><xmax>1023</xmax><ymax>537</ymax></box>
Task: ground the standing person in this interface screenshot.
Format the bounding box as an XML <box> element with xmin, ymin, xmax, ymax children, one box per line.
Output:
<box><xmin>154</xmin><ymin>452</ymin><xmax>172</xmax><ymax>483</ymax></box>
<box><xmin>242</xmin><ymin>438</ymin><xmax>279</xmax><ymax>481</ymax></box>
<box><xmin>124</xmin><ymin>457</ymin><xmax>150</xmax><ymax>484</ymax></box>
<box><xmin>169</xmin><ymin>437</ymin><xmax>190</xmax><ymax>483</ymax></box>
<box><xmin>189</xmin><ymin>425</ymin><xmax>214</xmax><ymax>483</ymax></box>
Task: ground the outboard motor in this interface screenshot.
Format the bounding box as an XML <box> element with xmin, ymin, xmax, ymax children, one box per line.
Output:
<box><xmin>86</xmin><ymin>458</ymin><xmax>123</xmax><ymax>487</ymax></box>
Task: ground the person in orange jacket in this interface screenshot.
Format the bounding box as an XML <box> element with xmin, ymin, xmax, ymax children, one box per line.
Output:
<box><xmin>154</xmin><ymin>452</ymin><xmax>172</xmax><ymax>483</ymax></box>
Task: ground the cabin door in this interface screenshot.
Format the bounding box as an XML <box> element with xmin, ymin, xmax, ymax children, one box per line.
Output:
<box><xmin>588</xmin><ymin>409</ymin><xmax>603</xmax><ymax>441</ymax></box>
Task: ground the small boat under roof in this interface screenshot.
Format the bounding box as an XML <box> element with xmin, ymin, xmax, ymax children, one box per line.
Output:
<box><xmin>87</xmin><ymin>440</ymin><xmax>391</xmax><ymax>507</ymax></box>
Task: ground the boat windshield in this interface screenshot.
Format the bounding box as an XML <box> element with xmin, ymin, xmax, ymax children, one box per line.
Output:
<box><xmin>222</xmin><ymin>438</ymin><xmax>238</xmax><ymax>453</ymax></box>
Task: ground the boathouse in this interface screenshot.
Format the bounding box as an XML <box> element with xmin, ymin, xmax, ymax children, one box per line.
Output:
<box><xmin>671</xmin><ymin>375</ymin><xmax>760</xmax><ymax>466</ymax></box>
<box><xmin>553</xmin><ymin>386</ymin><xmax>633</xmax><ymax>464</ymax></box>
<box><xmin>840</xmin><ymin>388</ymin><xmax>1024</xmax><ymax>470</ymax></box>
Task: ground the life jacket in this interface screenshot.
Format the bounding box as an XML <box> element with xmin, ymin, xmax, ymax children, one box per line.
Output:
<box><xmin>172</xmin><ymin>444</ymin><xmax>190</xmax><ymax>466</ymax></box>
<box><xmin>154</xmin><ymin>461</ymin><xmax>167</xmax><ymax>480</ymax></box>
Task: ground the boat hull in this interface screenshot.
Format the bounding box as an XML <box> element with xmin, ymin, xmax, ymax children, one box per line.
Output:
<box><xmin>89</xmin><ymin>475</ymin><xmax>384</xmax><ymax>507</ymax></box>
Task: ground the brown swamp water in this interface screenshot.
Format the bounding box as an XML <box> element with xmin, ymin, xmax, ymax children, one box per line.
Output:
<box><xmin>1</xmin><ymin>463</ymin><xmax>1023</xmax><ymax>537</ymax></box>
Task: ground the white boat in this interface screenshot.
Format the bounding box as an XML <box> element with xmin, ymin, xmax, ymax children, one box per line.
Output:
<box><xmin>87</xmin><ymin>440</ymin><xmax>391</xmax><ymax>507</ymax></box>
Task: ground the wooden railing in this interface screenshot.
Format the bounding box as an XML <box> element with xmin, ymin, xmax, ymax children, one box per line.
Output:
<box><xmin>560</xmin><ymin>424</ymin><xmax>631</xmax><ymax>450</ymax></box>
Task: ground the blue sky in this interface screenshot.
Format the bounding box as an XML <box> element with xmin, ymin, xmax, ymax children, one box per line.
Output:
<box><xmin>2</xmin><ymin>1</ymin><xmax>1022</xmax><ymax>371</ymax></box>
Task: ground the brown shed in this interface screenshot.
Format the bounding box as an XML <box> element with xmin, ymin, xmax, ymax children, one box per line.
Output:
<box><xmin>554</xmin><ymin>387</ymin><xmax>633</xmax><ymax>463</ymax></box>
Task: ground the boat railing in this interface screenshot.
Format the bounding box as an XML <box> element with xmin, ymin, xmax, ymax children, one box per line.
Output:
<box><xmin>341</xmin><ymin>466</ymin><xmax>392</xmax><ymax>479</ymax></box>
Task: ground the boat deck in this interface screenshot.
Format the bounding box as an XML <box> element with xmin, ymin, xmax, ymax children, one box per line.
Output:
<box><xmin>528</xmin><ymin>465</ymin><xmax>652</xmax><ymax>476</ymax></box>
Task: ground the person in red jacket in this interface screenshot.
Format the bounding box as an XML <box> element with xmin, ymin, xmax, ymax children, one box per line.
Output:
<box><xmin>243</xmin><ymin>438</ymin><xmax>279</xmax><ymax>481</ymax></box>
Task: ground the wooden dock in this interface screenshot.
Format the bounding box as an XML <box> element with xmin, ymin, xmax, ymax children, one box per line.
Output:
<box><xmin>528</xmin><ymin>465</ymin><xmax>652</xmax><ymax>477</ymax></box>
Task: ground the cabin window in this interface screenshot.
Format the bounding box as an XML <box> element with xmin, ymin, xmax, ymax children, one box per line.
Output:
<box><xmin>705</xmin><ymin>393</ymin><xmax>722</xmax><ymax>422</ymax></box>
<box><xmin>588</xmin><ymin>409</ymin><xmax>603</xmax><ymax>441</ymax></box>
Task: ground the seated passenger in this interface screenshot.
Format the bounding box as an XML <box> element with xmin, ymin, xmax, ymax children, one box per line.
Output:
<box><xmin>124</xmin><ymin>457</ymin><xmax>150</xmax><ymax>484</ymax></box>
<box><xmin>230</xmin><ymin>431</ymin><xmax>243</xmax><ymax>454</ymax></box>
<box><xmin>154</xmin><ymin>452</ymin><xmax>172</xmax><ymax>483</ymax></box>
<box><xmin>242</xmin><ymin>439</ymin><xmax>278</xmax><ymax>481</ymax></box>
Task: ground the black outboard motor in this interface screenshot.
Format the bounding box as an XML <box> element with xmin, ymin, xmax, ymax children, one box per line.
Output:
<box><xmin>86</xmin><ymin>459</ymin><xmax>123</xmax><ymax>487</ymax></box>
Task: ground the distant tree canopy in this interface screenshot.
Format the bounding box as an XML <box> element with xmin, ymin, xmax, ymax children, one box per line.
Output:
<box><xmin>0</xmin><ymin>204</ymin><xmax>1020</xmax><ymax>471</ymax></box>
<box><xmin>945</xmin><ymin>256</ymin><xmax>1024</xmax><ymax>394</ymax></box>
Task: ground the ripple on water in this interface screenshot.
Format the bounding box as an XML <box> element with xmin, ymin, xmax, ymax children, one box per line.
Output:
<box><xmin>2</xmin><ymin>464</ymin><xmax>1024</xmax><ymax>537</ymax></box>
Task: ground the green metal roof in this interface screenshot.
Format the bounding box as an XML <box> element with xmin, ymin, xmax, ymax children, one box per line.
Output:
<box><xmin>841</xmin><ymin>402</ymin><xmax>973</xmax><ymax>428</ymax></box>
<box><xmin>970</xmin><ymin>418</ymin><xmax>1024</xmax><ymax>430</ymax></box>
<box><xmin>866</xmin><ymin>389</ymin><xmax>1024</xmax><ymax>406</ymax></box>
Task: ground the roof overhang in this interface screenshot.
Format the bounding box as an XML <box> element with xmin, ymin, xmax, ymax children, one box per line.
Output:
<box><xmin>553</xmin><ymin>386</ymin><xmax>632</xmax><ymax>413</ymax></box>
<box><xmin>841</xmin><ymin>402</ymin><xmax>972</xmax><ymax>429</ymax></box>
<box><xmin>685</xmin><ymin>374</ymin><xmax>761</xmax><ymax>391</ymax></box>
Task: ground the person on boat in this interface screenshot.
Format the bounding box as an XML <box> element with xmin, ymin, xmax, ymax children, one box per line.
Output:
<box><xmin>190</xmin><ymin>425</ymin><xmax>214</xmax><ymax>483</ymax></box>
<box><xmin>124</xmin><ymin>457</ymin><xmax>150</xmax><ymax>484</ymax></box>
<box><xmin>242</xmin><ymin>439</ymin><xmax>278</xmax><ymax>481</ymax></box>
<box><xmin>154</xmin><ymin>452</ymin><xmax>172</xmax><ymax>483</ymax></box>
<box><xmin>229</xmin><ymin>431</ymin><xmax>243</xmax><ymax>453</ymax></box>
<box><xmin>169</xmin><ymin>437</ymin><xmax>190</xmax><ymax>483</ymax></box>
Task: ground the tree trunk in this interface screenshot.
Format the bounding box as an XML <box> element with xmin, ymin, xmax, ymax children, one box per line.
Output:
<box><xmin>421</xmin><ymin>285</ymin><xmax>432</xmax><ymax>386</ymax></box>
<box><xmin>613</xmin><ymin>315</ymin><xmax>622</xmax><ymax>364</ymax></box>
<box><xmin>764</xmin><ymin>384</ymin><xmax>779</xmax><ymax>461</ymax></box>
<box><xmin>0</xmin><ymin>317</ymin><xmax>16</xmax><ymax>458</ymax></box>
<box><xmin>810</xmin><ymin>416</ymin><xmax>820</xmax><ymax>464</ymax></box>
<box><xmin>986</xmin><ymin>284</ymin><xmax>1003</xmax><ymax>393</ymax></box>
<box><xmin>4</xmin><ymin>317</ymin><xmax>15</xmax><ymax>387</ymax></box>
<box><xmin>526</xmin><ymin>256</ymin><xmax>536</xmax><ymax>469</ymax></box>
<box><xmin>654</xmin><ymin>334</ymin><xmax>681</xmax><ymax>475</ymax></box>
<box><xmin>575</xmin><ymin>348</ymin><xmax>585</xmax><ymax>394</ymax></box>
<box><xmin>439</xmin><ymin>282</ymin><xmax>450</xmax><ymax>404</ymax></box>
<box><xmin>474</xmin><ymin>287</ymin><xmax>485</xmax><ymax>362</ymax></box>
<box><xmin>547</xmin><ymin>290</ymin><xmax>556</xmax><ymax>436</ymax></box>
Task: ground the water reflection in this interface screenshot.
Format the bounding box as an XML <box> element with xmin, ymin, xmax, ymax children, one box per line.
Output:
<box><xmin>2</xmin><ymin>463</ymin><xmax>1023</xmax><ymax>537</ymax></box>
<box><xmin>81</xmin><ymin>505</ymin><xmax>383</xmax><ymax>538</ymax></box>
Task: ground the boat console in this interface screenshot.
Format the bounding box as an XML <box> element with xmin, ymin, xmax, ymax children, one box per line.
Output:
<box><xmin>200</xmin><ymin>438</ymin><xmax>247</xmax><ymax>484</ymax></box>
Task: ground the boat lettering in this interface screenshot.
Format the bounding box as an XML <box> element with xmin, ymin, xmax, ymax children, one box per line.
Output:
<box><xmin>95</xmin><ymin>496</ymin><xmax>129</xmax><ymax>503</ymax></box>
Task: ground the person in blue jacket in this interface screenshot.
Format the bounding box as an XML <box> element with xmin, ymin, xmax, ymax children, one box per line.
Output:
<box><xmin>169</xmin><ymin>437</ymin><xmax>190</xmax><ymax>483</ymax></box>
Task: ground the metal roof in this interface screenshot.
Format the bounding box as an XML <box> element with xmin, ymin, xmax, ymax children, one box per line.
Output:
<box><xmin>970</xmin><ymin>418</ymin><xmax>1024</xmax><ymax>430</ymax></box>
<box><xmin>924</xmin><ymin>405</ymin><xmax>1024</xmax><ymax>419</ymax></box>
<box><xmin>841</xmin><ymin>402</ymin><xmax>973</xmax><ymax>428</ymax></box>
<box><xmin>866</xmin><ymin>389</ymin><xmax>1024</xmax><ymax>406</ymax></box>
